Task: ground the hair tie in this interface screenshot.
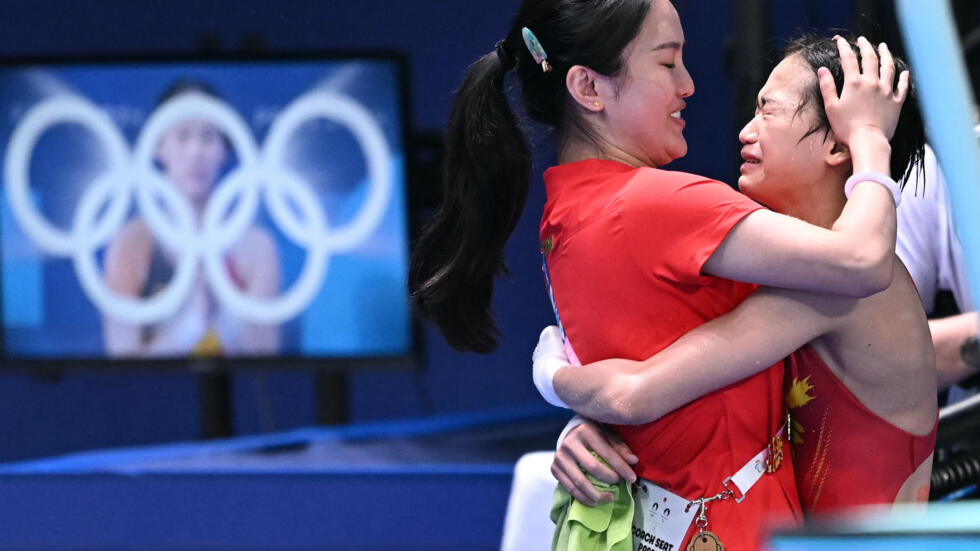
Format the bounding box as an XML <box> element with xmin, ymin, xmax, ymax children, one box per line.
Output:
<box><xmin>495</xmin><ymin>39</ymin><xmax>516</xmax><ymax>70</ymax></box>
<box><xmin>521</xmin><ymin>27</ymin><xmax>552</xmax><ymax>73</ymax></box>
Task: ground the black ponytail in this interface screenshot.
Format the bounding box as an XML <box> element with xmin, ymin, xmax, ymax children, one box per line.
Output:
<box><xmin>411</xmin><ymin>0</ymin><xmax>652</xmax><ymax>353</ymax></box>
<box><xmin>410</xmin><ymin>53</ymin><xmax>530</xmax><ymax>353</ymax></box>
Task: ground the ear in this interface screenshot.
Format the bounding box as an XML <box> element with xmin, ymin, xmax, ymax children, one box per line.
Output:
<box><xmin>824</xmin><ymin>131</ymin><xmax>851</xmax><ymax>168</ymax></box>
<box><xmin>565</xmin><ymin>65</ymin><xmax>604</xmax><ymax>112</ymax></box>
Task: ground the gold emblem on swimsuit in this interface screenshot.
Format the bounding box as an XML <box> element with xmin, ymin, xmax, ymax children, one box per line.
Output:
<box><xmin>766</xmin><ymin>434</ymin><xmax>784</xmax><ymax>473</ymax></box>
<box><xmin>686</xmin><ymin>530</ymin><xmax>724</xmax><ymax>551</ymax></box>
<box><xmin>786</xmin><ymin>376</ymin><xmax>815</xmax><ymax>445</ymax></box>
<box><xmin>541</xmin><ymin>235</ymin><xmax>554</xmax><ymax>256</ymax></box>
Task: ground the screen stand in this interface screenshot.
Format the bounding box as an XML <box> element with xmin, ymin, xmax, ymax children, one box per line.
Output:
<box><xmin>315</xmin><ymin>371</ymin><xmax>349</xmax><ymax>424</ymax></box>
<box><xmin>197</xmin><ymin>365</ymin><xmax>233</xmax><ymax>438</ymax></box>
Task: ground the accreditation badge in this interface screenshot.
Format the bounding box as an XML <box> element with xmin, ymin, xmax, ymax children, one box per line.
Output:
<box><xmin>632</xmin><ymin>479</ymin><xmax>698</xmax><ymax>551</ymax></box>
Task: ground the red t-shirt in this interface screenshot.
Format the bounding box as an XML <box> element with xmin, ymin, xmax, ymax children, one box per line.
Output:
<box><xmin>541</xmin><ymin>159</ymin><xmax>802</xmax><ymax>550</ymax></box>
<box><xmin>785</xmin><ymin>345</ymin><xmax>937</xmax><ymax>512</ymax></box>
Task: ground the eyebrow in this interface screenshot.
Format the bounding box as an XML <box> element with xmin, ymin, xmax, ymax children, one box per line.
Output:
<box><xmin>651</xmin><ymin>41</ymin><xmax>683</xmax><ymax>52</ymax></box>
<box><xmin>756</xmin><ymin>95</ymin><xmax>785</xmax><ymax>109</ymax></box>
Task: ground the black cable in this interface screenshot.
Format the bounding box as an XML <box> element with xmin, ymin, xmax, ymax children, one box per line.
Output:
<box><xmin>930</xmin><ymin>450</ymin><xmax>980</xmax><ymax>500</ymax></box>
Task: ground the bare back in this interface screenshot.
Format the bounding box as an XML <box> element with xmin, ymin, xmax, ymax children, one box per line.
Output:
<box><xmin>810</xmin><ymin>255</ymin><xmax>938</xmax><ymax>502</ymax></box>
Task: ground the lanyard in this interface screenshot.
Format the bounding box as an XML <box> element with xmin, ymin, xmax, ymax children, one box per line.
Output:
<box><xmin>541</xmin><ymin>251</ymin><xmax>568</xmax><ymax>341</ymax></box>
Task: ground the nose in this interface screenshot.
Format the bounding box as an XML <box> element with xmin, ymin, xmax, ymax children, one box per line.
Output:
<box><xmin>738</xmin><ymin>117</ymin><xmax>758</xmax><ymax>144</ymax></box>
<box><xmin>678</xmin><ymin>64</ymin><xmax>694</xmax><ymax>98</ymax></box>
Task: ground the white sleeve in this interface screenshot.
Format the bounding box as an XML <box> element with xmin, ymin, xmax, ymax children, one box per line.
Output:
<box><xmin>532</xmin><ymin>326</ymin><xmax>572</xmax><ymax>409</ymax></box>
<box><xmin>555</xmin><ymin>414</ymin><xmax>588</xmax><ymax>451</ymax></box>
<box><xmin>897</xmin><ymin>145</ymin><xmax>943</xmax><ymax>313</ymax></box>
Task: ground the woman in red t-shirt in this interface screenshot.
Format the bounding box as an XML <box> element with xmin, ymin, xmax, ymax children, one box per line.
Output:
<box><xmin>410</xmin><ymin>1</ymin><xmax>910</xmax><ymax>549</ymax></box>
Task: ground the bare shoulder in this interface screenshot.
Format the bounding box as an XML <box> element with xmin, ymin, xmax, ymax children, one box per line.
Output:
<box><xmin>819</xmin><ymin>255</ymin><xmax>936</xmax><ymax>432</ymax></box>
<box><xmin>815</xmin><ymin>261</ymin><xmax>937</xmax><ymax>434</ymax></box>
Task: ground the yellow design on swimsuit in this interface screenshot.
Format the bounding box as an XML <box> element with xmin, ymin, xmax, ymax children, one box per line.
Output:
<box><xmin>786</xmin><ymin>375</ymin><xmax>815</xmax><ymax>445</ymax></box>
<box><xmin>193</xmin><ymin>329</ymin><xmax>222</xmax><ymax>357</ymax></box>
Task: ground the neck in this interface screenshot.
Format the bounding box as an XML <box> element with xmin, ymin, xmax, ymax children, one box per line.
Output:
<box><xmin>776</xmin><ymin>176</ymin><xmax>847</xmax><ymax>229</ymax></box>
<box><xmin>558</xmin><ymin>134</ymin><xmax>654</xmax><ymax>168</ymax></box>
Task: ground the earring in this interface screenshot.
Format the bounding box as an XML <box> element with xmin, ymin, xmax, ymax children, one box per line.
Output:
<box><xmin>592</xmin><ymin>101</ymin><xmax>601</xmax><ymax>107</ymax></box>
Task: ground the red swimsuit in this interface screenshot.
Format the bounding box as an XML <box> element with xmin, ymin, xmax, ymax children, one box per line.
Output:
<box><xmin>784</xmin><ymin>345</ymin><xmax>936</xmax><ymax>512</ymax></box>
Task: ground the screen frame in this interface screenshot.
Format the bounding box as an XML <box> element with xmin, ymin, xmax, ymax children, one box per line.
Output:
<box><xmin>0</xmin><ymin>49</ymin><xmax>421</xmax><ymax>372</ymax></box>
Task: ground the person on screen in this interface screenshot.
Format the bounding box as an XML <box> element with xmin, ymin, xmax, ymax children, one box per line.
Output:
<box><xmin>102</xmin><ymin>80</ymin><xmax>281</xmax><ymax>358</ymax></box>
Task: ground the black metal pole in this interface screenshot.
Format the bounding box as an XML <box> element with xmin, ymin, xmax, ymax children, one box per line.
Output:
<box><xmin>316</xmin><ymin>370</ymin><xmax>349</xmax><ymax>425</ymax></box>
<box><xmin>198</xmin><ymin>366</ymin><xmax>233</xmax><ymax>438</ymax></box>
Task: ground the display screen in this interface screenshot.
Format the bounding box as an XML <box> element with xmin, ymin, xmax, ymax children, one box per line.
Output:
<box><xmin>0</xmin><ymin>56</ymin><xmax>412</xmax><ymax>363</ymax></box>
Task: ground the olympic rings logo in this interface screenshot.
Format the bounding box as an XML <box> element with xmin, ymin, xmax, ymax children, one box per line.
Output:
<box><xmin>3</xmin><ymin>90</ymin><xmax>393</xmax><ymax>325</ymax></box>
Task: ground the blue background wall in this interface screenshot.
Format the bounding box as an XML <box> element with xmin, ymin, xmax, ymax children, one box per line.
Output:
<box><xmin>0</xmin><ymin>0</ymin><xmax>865</xmax><ymax>462</ymax></box>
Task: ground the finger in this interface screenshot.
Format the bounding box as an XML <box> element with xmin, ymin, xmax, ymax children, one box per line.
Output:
<box><xmin>586</xmin><ymin>432</ymin><xmax>638</xmax><ymax>483</ymax></box>
<box><xmin>856</xmin><ymin>36</ymin><xmax>878</xmax><ymax>78</ymax></box>
<box><xmin>552</xmin><ymin>463</ymin><xmax>601</xmax><ymax>506</ymax></box>
<box><xmin>611</xmin><ymin>440</ymin><xmax>640</xmax><ymax>465</ymax></box>
<box><xmin>817</xmin><ymin>66</ymin><xmax>840</xmax><ymax>108</ymax></box>
<box><xmin>605</xmin><ymin>429</ymin><xmax>639</xmax><ymax>466</ymax></box>
<box><xmin>573</xmin><ymin>475</ymin><xmax>613</xmax><ymax>505</ymax></box>
<box><xmin>894</xmin><ymin>70</ymin><xmax>910</xmax><ymax>103</ymax></box>
<box><xmin>552</xmin><ymin>456</ymin><xmax>603</xmax><ymax>504</ymax></box>
<box><xmin>878</xmin><ymin>42</ymin><xmax>895</xmax><ymax>92</ymax></box>
<box><xmin>569</xmin><ymin>438</ymin><xmax>621</xmax><ymax>485</ymax></box>
<box><xmin>556</xmin><ymin>455</ymin><xmax>608</xmax><ymax>504</ymax></box>
<box><xmin>836</xmin><ymin>36</ymin><xmax>860</xmax><ymax>81</ymax></box>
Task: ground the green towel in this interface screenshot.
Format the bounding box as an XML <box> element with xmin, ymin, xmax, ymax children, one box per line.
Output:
<box><xmin>550</xmin><ymin>455</ymin><xmax>634</xmax><ymax>551</ymax></box>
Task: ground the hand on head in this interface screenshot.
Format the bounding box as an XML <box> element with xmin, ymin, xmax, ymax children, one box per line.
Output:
<box><xmin>819</xmin><ymin>36</ymin><xmax>910</xmax><ymax>146</ymax></box>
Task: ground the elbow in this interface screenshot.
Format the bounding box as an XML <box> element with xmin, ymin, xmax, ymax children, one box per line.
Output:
<box><xmin>845</xmin><ymin>248</ymin><xmax>894</xmax><ymax>297</ymax></box>
<box><xmin>597</xmin><ymin>375</ymin><xmax>654</xmax><ymax>425</ymax></box>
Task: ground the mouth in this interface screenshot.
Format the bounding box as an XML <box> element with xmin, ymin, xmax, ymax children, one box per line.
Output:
<box><xmin>669</xmin><ymin>106</ymin><xmax>686</xmax><ymax>129</ymax></box>
<box><xmin>670</xmin><ymin>102</ymin><xmax>686</xmax><ymax>120</ymax></box>
<box><xmin>739</xmin><ymin>151</ymin><xmax>761</xmax><ymax>175</ymax></box>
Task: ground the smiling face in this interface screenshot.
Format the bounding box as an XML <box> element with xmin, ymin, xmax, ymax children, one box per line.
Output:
<box><xmin>596</xmin><ymin>0</ymin><xmax>694</xmax><ymax>167</ymax></box>
<box><xmin>736</xmin><ymin>54</ymin><xmax>838</xmax><ymax>214</ymax></box>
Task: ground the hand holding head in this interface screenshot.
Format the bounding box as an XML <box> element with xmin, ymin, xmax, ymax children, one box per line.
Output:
<box><xmin>818</xmin><ymin>36</ymin><xmax>910</xmax><ymax>147</ymax></box>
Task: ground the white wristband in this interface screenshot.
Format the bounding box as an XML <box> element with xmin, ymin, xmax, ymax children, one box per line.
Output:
<box><xmin>532</xmin><ymin>326</ymin><xmax>571</xmax><ymax>409</ymax></box>
<box><xmin>844</xmin><ymin>171</ymin><xmax>902</xmax><ymax>207</ymax></box>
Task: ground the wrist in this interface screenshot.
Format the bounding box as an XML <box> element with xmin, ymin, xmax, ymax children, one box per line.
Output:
<box><xmin>556</xmin><ymin>415</ymin><xmax>588</xmax><ymax>451</ymax></box>
<box><xmin>844</xmin><ymin>171</ymin><xmax>902</xmax><ymax>207</ymax></box>
<box><xmin>848</xmin><ymin>129</ymin><xmax>892</xmax><ymax>174</ymax></box>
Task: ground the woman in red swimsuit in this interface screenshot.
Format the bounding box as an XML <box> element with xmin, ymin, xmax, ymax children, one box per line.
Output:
<box><xmin>539</xmin><ymin>35</ymin><xmax>936</xmax><ymax>516</ymax></box>
<box><xmin>411</xmin><ymin>0</ymin><xmax>910</xmax><ymax>548</ymax></box>
<box><xmin>103</xmin><ymin>81</ymin><xmax>281</xmax><ymax>357</ymax></box>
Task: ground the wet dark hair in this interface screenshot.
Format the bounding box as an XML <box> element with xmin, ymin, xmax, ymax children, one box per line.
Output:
<box><xmin>410</xmin><ymin>0</ymin><xmax>652</xmax><ymax>353</ymax></box>
<box><xmin>784</xmin><ymin>34</ymin><xmax>925</xmax><ymax>187</ymax></box>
